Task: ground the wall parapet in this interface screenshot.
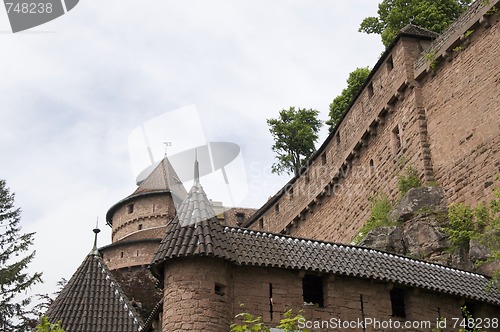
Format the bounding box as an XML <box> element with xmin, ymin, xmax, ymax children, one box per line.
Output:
<box><xmin>414</xmin><ymin>0</ymin><xmax>499</xmax><ymax>79</ymax></box>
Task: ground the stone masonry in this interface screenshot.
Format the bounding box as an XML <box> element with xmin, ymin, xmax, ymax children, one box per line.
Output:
<box><xmin>244</xmin><ymin>0</ymin><xmax>500</xmax><ymax>245</ymax></box>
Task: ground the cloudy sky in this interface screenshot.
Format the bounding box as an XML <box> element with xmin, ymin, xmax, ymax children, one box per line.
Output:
<box><xmin>0</xmin><ymin>1</ymin><xmax>384</xmax><ymax>300</ymax></box>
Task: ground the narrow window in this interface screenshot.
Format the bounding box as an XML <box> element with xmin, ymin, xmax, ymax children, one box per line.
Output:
<box><xmin>259</xmin><ymin>218</ymin><xmax>264</xmax><ymax>229</ymax></box>
<box><xmin>138</xmin><ymin>224</ymin><xmax>143</xmax><ymax>230</ymax></box>
<box><xmin>302</xmin><ymin>275</ymin><xmax>324</xmax><ymax>307</ymax></box>
<box><xmin>288</xmin><ymin>186</ymin><xmax>294</xmax><ymax>200</ymax></box>
<box><xmin>369</xmin><ymin>159</ymin><xmax>374</xmax><ymax>167</ymax></box>
<box><xmin>120</xmin><ymin>251</ymin><xmax>124</xmax><ymax>258</ymax></box>
<box><xmin>321</xmin><ymin>153</ymin><xmax>327</xmax><ymax>165</ymax></box>
<box><xmin>269</xmin><ymin>283</ymin><xmax>274</xmax><ymax>320</ymax></box>
<box><xmin>215</xmin><ymin>283</ymin><xmax>226</xmax><ymax>296</ymax></box>
<box><xmin>136</xmin><ymin>250</ymin><xmax>139</xmax><ymax>256</ymax></box>
<box><xmin>305</xmin><ymin>171</ymin><xmax>310</xmax><ymax>183</ymax></box>
<box><xmin>392</xmin><ymin>125</ymin><xmax>401</xmax><ymax>155</ymax></box>
<box><xmin>387</xmin><ymin>55</ymin><xmax>394</xmax><ymax>71</ymax></box>
<box><xmin>368</xmin><ymin>82</ymin><xmax>374</xmax><ymax>98</ymax></box>
<box><xmin>390</xmin><ymin>288</ymin><xmax>406</xmax><ymax>318</ymax></box>
<box><xmin>275</xmin><ymin>203</ymin><xmax>280</xmax><ymax>214</ymax></box>
<box><xmin>336</xmin><ymin>132</ymin><xmax>340</xmax><ymax>145</ymax></box>
<box><xmin>127</xmin><ymin>204</ymin><xmax>134</xmax><ymax>214</ymax></box>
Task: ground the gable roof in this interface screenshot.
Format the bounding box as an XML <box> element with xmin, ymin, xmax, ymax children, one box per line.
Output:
<box><xmin>46</xmin><ymin>253</ymin><xmax>143</xmax><ymax>332</ymax></box>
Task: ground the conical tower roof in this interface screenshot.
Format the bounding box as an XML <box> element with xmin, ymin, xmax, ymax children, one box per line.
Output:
<box><xmin>149</xmin><ymin>160</ymin><xmax>234</xmax><ymax>279</ymax></box>
<box><xmin>106</xmin><ymin>157</ymin><xmax>187</xmax><ymax>226</ymax></box>
<box><xmin>133</xmin><ymin>157</ymin><xmax>185</xmax><ymax>196</ymax></box>
<box><xmin>46</xmin><ymin>240</ymin><xmax>143</xmax><ymax>332</ymax></box>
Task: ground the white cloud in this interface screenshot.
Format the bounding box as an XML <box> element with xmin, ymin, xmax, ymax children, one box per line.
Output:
<box><xmin>0</xmin><ymin>0</ymin><xmax>383</xmax><ymax>303</ymax></box>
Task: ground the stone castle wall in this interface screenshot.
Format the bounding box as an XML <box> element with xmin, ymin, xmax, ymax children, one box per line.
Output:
<box><xmin>162</xmin><ymin>262</ymin><xmax>499</xmax><ymax>331</ymax></box>
<box><xmin>111</xmin><ymin>194</ymin><xmax>175</xmax><ymax>243</ymax></box>
<box><xmin>246</xmin><ymin>0</ymin><xmax>500</xmax><ymax>244</ymax></box>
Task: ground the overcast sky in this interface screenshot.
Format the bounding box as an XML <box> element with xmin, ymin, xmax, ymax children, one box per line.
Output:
<box><xmin>0</xmin><ymin>1</ymin><xmax>384</xmax><ymax>300</ymax></box>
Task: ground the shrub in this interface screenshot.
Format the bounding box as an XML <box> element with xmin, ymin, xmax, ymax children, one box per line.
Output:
<box><xmin>353</xmin><ymin>193</ymin><xmax>394</xmax><ymax>244</ymax></box>
<box><xmin>231</xmin><ymin>306</ymin><xmax>308</xmax><ymax>332</ymax></box>
<box><xmin>398</xmin><ymin>166</ymin><xmax>422</xmax><ymax>196</ymax></box>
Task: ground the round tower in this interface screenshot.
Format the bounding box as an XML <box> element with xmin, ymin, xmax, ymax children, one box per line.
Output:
<box><xmin>150</xmin><ymin>159</ymin><xmax>233</xmax><ymax>331</ymax></box>
<box><xmin>100</xmin><ymin>157</ymin><xmax>187</xmax><ymax>319</ymax></box>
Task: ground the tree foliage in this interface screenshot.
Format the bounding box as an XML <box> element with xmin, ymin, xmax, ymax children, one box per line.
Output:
<box><xmin>359</xmin><ymin>0</ymin><xmax>472</xmax><ymax>47</ymax></box>
<box><xmin>326</xmin><ymin>67</ymin><xmax>370</xmax><ymax>131</ymax></box>
<box><xmin>267</xmin><ymin>107</ymin><xmax>322</xmax><ymax>176</ymax></box>
<box><xmin>0</xmin><ymin>179</ymin><xmax>43</xmax><ymax>331</ymax></box>
<box><xmin>36</xmin><ymin>316</ymin><xmax>65</xmax><ymax>332</ymax></box>
<box><xmin>230</xmin><ymin>305</ymin><xmax>308</xmax><ymax>332</ymax></box>
<box><xmin>444</xmin><ymin>178</ymin><xmax>500</xmax><ymax>289</ymax></box>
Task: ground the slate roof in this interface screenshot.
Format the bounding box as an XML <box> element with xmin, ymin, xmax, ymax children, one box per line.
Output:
<box><xmin>150</xmin><ymin>175</ymin><xmax>500</xmax><ymax>306</ymax></box>
<box><xmin>46</xmin><ymin>252</ymin><xmax>143</xmax><ymax>332</ymax></box>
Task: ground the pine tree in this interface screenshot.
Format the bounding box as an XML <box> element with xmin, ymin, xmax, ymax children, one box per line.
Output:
<box><xmin>0</xmin><ymin>179</ymin><xmax>43</xmax><ymax>331</ymax></box>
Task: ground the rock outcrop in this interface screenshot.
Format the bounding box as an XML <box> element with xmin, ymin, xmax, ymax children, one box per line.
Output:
<box><xmin>359</xmin><ymin>186</ymin><xmax>497</xmax><ymax>276</ymax></box>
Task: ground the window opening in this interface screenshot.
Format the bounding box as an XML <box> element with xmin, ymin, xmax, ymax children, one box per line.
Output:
<box><xmin>269</xmin><ymin>283</ymin><xmax>274</xmax><ymax>320</ymax></box>
<box><xmin>368</xmin><ymin>82</ymin><xmax>374</xmax><ymax>97</ymax></box>
<box><xmin>302</xmin><ymin>274</ymin><xmax>324</xmax><ymax>307</ymax></box>
<box><xmin>387</xmin><ymin>55</ymin><xmax>394</xmax><ymax>71</ymax></box>
<box><xmin>390</xmin><ymin>288</ymin><xmax>406</xmax><ymax>318</ymax></box>
<box><xmin>392</xmin><ymin>125</ymin><xmax>401</xmax><ymax>155</ymax></box>
<box><xmin>215</xmin><ymin>283</ymin><xmax>226</xmax><ymax>296</ymax></box>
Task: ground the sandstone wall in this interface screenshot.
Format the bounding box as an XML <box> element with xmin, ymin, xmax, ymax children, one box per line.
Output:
<box><xmin>162</xmin><ymin>257</ymin><xmax>232</xmax><ymax>332</ymax></box>
<box><xmin>101</xmin><ymin>239</ymin><xmax>161</xmax><ymax>270</ymax></box>
<box><xmin>111</xmin><ymin>193</ymin><xmax>176</xmax><ymax>242</ymax></box>
<box><xmin>220</xmin><ymin>264</ymin><xmax>498</xmax><ymax>331</ymax></box>
<box><xmin>247</xmin><ymin>0</ymin><xmax>500</xmax><ymax>244</ymax></box>
<box><xmin>418</xmin><ymin>8</ymin><xmax>500</xmax><ymax>206</ymax></box>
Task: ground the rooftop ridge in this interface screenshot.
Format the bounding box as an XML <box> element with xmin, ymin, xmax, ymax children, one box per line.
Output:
<box><xmin>223</xmin><ymin>226</ymin><xmax>492</xmax><ymax>280</ymax></box>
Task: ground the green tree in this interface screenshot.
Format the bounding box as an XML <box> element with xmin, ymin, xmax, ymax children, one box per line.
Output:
<box><xmin>326</xmin><ymin>67</ymin><xmax>371</xmax><ymax>131</ymax></box>
<box><xmin>36</xmin><ymin>316</ymin><xmax>64</xmax><ymax>332</ymax></box>
<box><xmin>0</xmin><ymin>179</ymin><xmax>43</xmax><ymax>331</ymax></box>
<box><xmin>359</xmin><ymin>0</ymin><xmax>472</xmax><ymax>47</ymax></box>
<box><xmin>267</xmin><ymin>107</ymin><xmax>323</xmax><ymax>176</ymax></box>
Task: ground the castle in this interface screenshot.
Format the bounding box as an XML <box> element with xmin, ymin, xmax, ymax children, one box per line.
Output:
<box><xmin>46</xmin><ymin>0</ymin><xmax>500</xmax><ymax>331</ymax></box>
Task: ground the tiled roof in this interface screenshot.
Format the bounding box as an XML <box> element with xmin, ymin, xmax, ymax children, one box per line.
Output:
<box><xmin>46</xmin><ymin>253</ymin><xmax>143</xmax><ymax>332</ymax></box>
<box><xmin>133</xmin><ymin>157</ymin><xmax>186</xmax><ymax>197</ymax></box>
<box><xmin>151</xmin><ymin>172</ymin><xmax>500</xmax><ymax>306</ymax></box>
<box><xmin>400</xmin><ymin>24</ymin><xmax>440</xmax><ymax>39</ymax></box>
<box><xmin>224</xmin><ymin>228</ymin><xmax>500</xmax><ymax>305</ymax></box>
<box><xmin>150</xmin><ymin>176</ymin><xmax>234</xmax><ymax>277</ymax></box>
